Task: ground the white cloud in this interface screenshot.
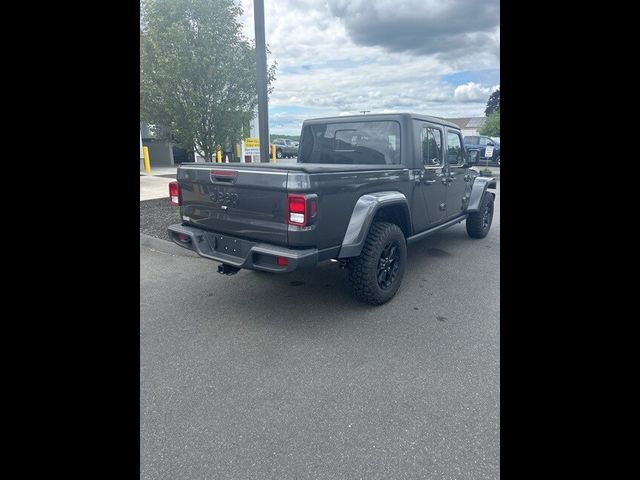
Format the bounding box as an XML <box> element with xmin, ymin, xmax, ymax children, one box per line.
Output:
<box><xmin>237</xmin><ymin>0</ymin><xmax>499</xmax><ymax>134</ymax></box>
<box><xmin>453</xmin><ymin>82</ymin><xmax>498</xmax><ymax>103</ymax></box>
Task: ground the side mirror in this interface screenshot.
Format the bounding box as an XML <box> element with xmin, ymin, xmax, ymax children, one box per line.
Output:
<box><xmin>487</xmin><ymin>142</ymin><xmax>494</xmax><ymax>147</ymax></box>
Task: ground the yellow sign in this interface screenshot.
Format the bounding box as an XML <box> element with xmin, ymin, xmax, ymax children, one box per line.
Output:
<box><xmin>245</xmin><ymin>137</ymin><xmax>260</xmax><ymax>148</ymax></box>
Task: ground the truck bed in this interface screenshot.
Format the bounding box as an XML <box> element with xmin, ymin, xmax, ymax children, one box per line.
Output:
<box><xmin>177</xmin><ymin>162</ymin><xmax>407</xmax><ymax>174</ymax></box>
<box><xmin>175</xmin><ymin>161</ymin><xmax>411</xmax><ymax>251</ymax></box>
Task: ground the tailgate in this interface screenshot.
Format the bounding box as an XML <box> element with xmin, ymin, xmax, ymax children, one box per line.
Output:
<box><xmin>177</xmin><ymin>165</ymin><xmax>289</xmax><ymax>245</ymax></box>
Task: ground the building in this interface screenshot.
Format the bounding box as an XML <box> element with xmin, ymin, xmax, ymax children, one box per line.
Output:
<box><xmin>444</xmin><ymin>117</ymin><xmax>486</xmax><ymax>137</ymax></box>
<box><xmin>140</xmin><ymin>122</ymin><xmax>179</xmax><ymax>168</ymax></box>
<box><xmin>140</xmin><ymin>110</ymin><xmax>258</xmax><ymax>170</ymax></box>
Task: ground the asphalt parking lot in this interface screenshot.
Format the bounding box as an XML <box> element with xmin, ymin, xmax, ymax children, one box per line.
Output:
<box><xmin>140</xmin><ymin>183</ymin><xmax>499</xmax><ymax>479</ymax></box>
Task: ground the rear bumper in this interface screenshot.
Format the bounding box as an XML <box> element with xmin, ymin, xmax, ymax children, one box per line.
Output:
<box><xmin>167</xmin><ymin>224</ymin><xmax>319</xmax><ymax>273</ymax></box>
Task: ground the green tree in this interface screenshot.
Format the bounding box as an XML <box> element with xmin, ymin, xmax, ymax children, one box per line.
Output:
<box><xmin>140</xmin><ymin>0</ymin><xmax>276</xmax><ymax>161</ymax></box>
<box><xmin>485</xmin><ymin>88</ymin><xmax>500</xmax><ymax>115</ymax></box>
<box><xmin>270</xmin><ymin>134</ymin><xmax>300</xmax><ymax>143</ymax></box>
<box><xmin>479</xmin><ymin>112</ymin><xmax>500</xmax><ymax>136</ymax></box>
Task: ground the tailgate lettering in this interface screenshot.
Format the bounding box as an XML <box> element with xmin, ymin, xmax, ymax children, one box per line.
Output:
<box><xmin>209</xmin><ymin>188</ymin><xmax>239</xmax><ymax>207</ymax></box>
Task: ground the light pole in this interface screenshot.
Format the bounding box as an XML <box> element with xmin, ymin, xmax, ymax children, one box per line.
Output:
<box><xmin>360</xmin><ymin>110</ymin><xmax>370</xmax><ymax>115</ymax></box>
<box><xmin>253</xmin><ymin>0</ymin><xmax>269</xmax><ymax>162</ymax></box>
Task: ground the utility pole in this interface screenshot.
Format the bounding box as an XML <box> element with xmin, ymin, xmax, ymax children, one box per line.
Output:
<box><xmin>253</xmin><ymin>0</ymin><xmax>269</xmax><ymax>162</ymax></box>
<box><xmin>360</xmin><ymin>110</ymin><xmax>370</xmax><ymax>115</ymax></box>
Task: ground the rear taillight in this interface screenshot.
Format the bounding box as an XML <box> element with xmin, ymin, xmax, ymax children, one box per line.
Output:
<box><xmin>288</xmin><ymin>194</ymin><xmax>318</xmax><ymax>226</ymax></box>
<box><xmin>169</xmin><ymin>181</ymin><xmax>181</xmax><ymax>206</ymax></box>
<box><xmin>276</xmin><ymin>256</ymin><xmax>289</xmax><ymax>266</ymax></box>
<box><xmin>288</xmin><ymin>194</ymin><xmax>306</xmax><ymax>225</ymax></box>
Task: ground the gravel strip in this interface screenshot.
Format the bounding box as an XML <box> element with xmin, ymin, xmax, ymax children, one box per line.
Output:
<box><xmin>140</xmin><ymin>198</ymin><xmax>181</xmax><ymax>242</ymax></box>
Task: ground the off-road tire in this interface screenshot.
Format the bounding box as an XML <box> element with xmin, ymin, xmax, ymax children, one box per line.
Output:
<box><xmin>466</xmin><ymin>192</ymin><xmax>494</xmax><ymax>238</ymax></box>
<box><xmin>347</xmin><ymin>222</ymin><xmax>407</xmax><ymax>305</ymax></box>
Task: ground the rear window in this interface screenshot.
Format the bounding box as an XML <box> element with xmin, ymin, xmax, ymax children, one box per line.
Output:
<box><xmin>298</xmin><ymin>121</ymin><xmax>401</xmax><ymax>164</ymax></box>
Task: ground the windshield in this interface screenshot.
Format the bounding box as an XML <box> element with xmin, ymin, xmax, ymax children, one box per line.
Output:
<box><xmin>490</xmin><ymin>137</ymin><xmax>500</xmax><ymax>145</ymax></box>
<box><xmin>298</xmin><ymin>121</ymin><xmax>401</xmax><ymax>164</ymax></box>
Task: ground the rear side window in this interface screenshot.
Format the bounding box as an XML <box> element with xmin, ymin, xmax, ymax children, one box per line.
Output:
<box><xmin>447</xmin><ymin>132</ymin><xmax>464</xmax><ymax>166</ymax></box>
<box><xmin>421</xmin><ymin>126</ymin><xmax>442</xmax><ymax>167</ymax></box>
<box><xmin>298</xmin><ymin>121</ymin><xmax>401</xmax><ymax>164</ymax></box>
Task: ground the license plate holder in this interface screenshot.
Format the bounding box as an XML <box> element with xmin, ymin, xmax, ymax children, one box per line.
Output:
<box><xmin>213</xmin><ymin>234</ymin><xmax>244</xmax><ymax>256</ymax></box>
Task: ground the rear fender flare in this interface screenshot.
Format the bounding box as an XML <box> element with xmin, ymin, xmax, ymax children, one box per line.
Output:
<box><xmin>338</xmin><ymin>191</ymin><xmax>410</xmax><ymax>258</ymax></box>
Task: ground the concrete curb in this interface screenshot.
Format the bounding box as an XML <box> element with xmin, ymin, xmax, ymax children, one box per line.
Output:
<box><xmin>140</xmin><ymin>233</ymin><xmax>199</xmax><ymax>258</ymax></box>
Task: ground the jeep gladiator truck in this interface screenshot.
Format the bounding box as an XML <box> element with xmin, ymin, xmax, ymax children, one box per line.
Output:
<box><xmin>168</xmin><ymin>113</ymin><xmax>496</xmax><ymax>305</ymax></box>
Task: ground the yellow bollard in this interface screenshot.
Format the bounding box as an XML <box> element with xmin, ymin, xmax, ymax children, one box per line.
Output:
<box><xmin>143</xmin><ymin>146</ymin><xmax>151</xmax><ymax>174</ymax></box>
<box><xmin>216</xmin><ymin>149</ymin><xmax>222</xmax><ymax>163</ymax></box>
<box><xmin>272</xmin><ymin>144</ymin><xmax>276</xmax><ymax>163</ymax></box>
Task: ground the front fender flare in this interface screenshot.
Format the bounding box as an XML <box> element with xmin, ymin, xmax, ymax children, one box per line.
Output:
<box><xmin>338</xmin><ymin>191</ymin><xmax>409</xmax><ymax>258</ymax></box>
<box><xmin>467</xmin><ymin>177</ymin><xmax>497</xmax><ymax>212</ymax></box>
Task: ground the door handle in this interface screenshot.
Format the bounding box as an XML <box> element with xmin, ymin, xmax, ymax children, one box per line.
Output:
<box><xmin>417</xmin><ymin>170</ymin><xmax>437</xmax><ymax>185</ymax></box>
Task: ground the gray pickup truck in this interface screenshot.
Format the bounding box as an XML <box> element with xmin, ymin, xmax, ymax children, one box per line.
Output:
<box><xmin>272</xmin><ymin>138</ymin><xmax>298</xmax><ymax>159</ymax></box>
<box><xmin>168</xmin><ymin>113</ymin><xmax>496</xmax><ymax>304</ymax></box>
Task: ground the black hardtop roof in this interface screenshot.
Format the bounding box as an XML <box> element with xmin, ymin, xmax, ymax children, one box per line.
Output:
<box><xmin>302</xmin><ymin>113</ymin><xmax>460</xmax><ymax>130</ymax></box>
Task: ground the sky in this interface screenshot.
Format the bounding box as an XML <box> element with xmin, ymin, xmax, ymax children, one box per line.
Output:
<box><xmin>238</xmin><ymin>0</ymin><xmax>500</xmax><ymax>135</ymax></box>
